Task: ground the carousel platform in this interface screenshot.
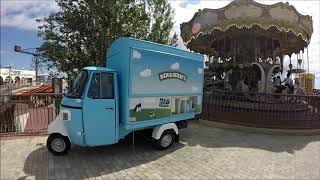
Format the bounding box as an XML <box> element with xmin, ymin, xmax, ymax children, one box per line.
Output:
<box><xmin>201</xmin><ymin>90</ymin><xmax>320</xmax><ymax>130</ymax></box>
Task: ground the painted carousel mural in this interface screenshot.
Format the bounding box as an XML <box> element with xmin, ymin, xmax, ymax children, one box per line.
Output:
<box><xmin>180</xmin><ymin>0</ymin><xmax>320</xmax><ymax>129</ymax></box>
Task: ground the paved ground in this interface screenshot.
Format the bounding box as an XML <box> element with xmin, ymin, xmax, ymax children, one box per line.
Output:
<box><xmin>1</xmin><ymin>121</ymin><xmax>320</xmax><ymax>180</ymax></box>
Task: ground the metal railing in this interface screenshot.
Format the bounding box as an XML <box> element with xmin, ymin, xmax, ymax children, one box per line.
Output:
<box><xmin>0</xmin><ymin>93</ymin><xmax>62</xmax><ymax>136</ymax></box>
<box><xmin>1</xmin><ymin>90</ymin><xmax>319</xmax><ymax>136</ymax></box>
<box><xmin>201</xmin><ymin>89</ymin><xmax>320</xmax><ymax>129</ymax></box>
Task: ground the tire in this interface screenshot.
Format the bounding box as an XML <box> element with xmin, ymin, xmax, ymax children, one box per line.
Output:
<box><xmin>154</xmin><ymin>130</ymin><xmax>175</xmax><ymax>150</ymax></box>
<box><xmin>47</xmin><ymin>133</ymin><xmax>71</xmax><ymax>155</ymax></box>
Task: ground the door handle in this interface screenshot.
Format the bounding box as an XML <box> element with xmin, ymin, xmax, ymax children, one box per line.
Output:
<box><xmin>105</xmin><ymin>107</ymin><xmax>114</xmax><ymax>110</ymax></box>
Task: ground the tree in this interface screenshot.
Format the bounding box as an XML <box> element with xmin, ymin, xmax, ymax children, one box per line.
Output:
<box><xmin>145</xmin><ymin>0</ymin><xmax>177</xmax><ymax>46</ymax></box>
<box><xmin>37</xmin><ymin>0</ymin><xmax>177</xmax><ymax>78</ymax></box>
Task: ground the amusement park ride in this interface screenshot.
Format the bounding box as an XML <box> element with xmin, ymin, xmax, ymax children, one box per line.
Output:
<box><xmin>180</xmin><ymin>0</ymin><xmax>314</xmax><ymax>95</ymax></box>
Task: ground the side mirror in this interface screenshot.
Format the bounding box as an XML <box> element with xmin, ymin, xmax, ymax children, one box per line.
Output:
<box><xmin>63</xmin><ymin>80</ymin><xmax>74</xmax><ymax>96</ymax></box>
<box><xmin>68</xmin><ymin>80</ymin><xmax>74</xmax><ymax>93</ymax></box>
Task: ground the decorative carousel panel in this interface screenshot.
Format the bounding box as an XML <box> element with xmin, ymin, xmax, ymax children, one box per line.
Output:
<box><xmin>224</xmin><ymin>4</ymin><xmax>262</xmax><ymax>19</ymax></box>
<box><xmin>194</xmin><ymin>11</ymin><xmax>218</xmax><ymax>27</ymax></box>
<box><xmin>269</xmin><ymin>6</ymin><xmax>298</xmax><ymax>23</ymax></box>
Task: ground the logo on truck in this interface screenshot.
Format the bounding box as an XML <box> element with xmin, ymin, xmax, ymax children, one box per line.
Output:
<box><xmin>159</xmin><ymin>98</ymin><xmax>170</xmax><ymax>107</ymax></box>
<box><xmin>158</xmin><ymin>71</ymin><xmax>187</xmax><ymax>82</ymax></box>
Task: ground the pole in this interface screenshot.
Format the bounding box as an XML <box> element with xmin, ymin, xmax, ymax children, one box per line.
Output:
<box><xmin>35</xmin><ymin>57</ymin><xmax>38</xmax><ymax>83</ymax></box>
<box><xmin>307</xmin><ymin>47</ymin><xmax>309</xmax><ymax>74</ymax></box>
<box><xmin>34</xmin><ymin>56</ymin><xmax>40</xmax><ymax>85</ymax></box>
<box><xmin>296</xmin><ymin>53</ymin><xmax>299</xmax><ymax>69</ymax></box>
<box><xmin>9</xmin><ymin>65</ymin><xmax>12</xmax><ymax>86</ymax></box>
<box><xmin>132</xmin><ymin>130</ymin><xmax>135</xmax><ymax>153</ymax></box>
<box><xmin>302</xmin><ymin>49</ymin><xmax>305</xmax><ymax>70</ymax></box>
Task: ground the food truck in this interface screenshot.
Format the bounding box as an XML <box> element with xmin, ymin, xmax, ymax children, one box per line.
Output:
<box><xmin>47</xmin><ymin>37</ymin><xmax>204</xmax><ymax>155</ymax></box>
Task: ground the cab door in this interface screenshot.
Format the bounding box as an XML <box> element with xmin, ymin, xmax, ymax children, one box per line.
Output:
<box><xmin>83</xmin><ymin>72</ymin><xmax>116</xmax><ymax>146</ymax></box>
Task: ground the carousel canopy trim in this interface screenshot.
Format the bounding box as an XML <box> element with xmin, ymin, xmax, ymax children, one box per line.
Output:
<box><xmin>181</xmin><ymin>0</ymin><xmax>313</xmax><ymax>47</ymax></box>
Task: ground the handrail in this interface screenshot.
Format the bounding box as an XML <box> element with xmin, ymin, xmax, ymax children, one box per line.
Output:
<box><xmin>204</xmin><ymin>88</ymin><xmax>320</xmax><ymax>98</ymax></box>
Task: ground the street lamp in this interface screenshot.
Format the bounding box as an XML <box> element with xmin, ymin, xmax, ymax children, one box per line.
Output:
<box><xmin>14</xmin><ymin>45</ymin><xmax>41</xmax><ymax>84</ymax></box>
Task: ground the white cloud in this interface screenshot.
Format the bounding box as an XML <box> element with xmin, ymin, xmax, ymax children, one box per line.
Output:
<box><xmin>171</xmin><ymin>62</ymin><xmax>179</xmax><ymax>70</ymax></box>
<box><xmin>132</xmin><ymin>50</ymin><xmax>141</xmax><ymax>59</ymax></box>
<box><xmin>198</xmin><ymin>68</ymin><xmax>203</xmax><ymax>74</ymax></box>
<box><xmin>1</xmin><ymin>1</ymin><xmax>59</xmax><ymax>31</ymax></box>
<box><xmin>179</xmin><ymin>1</ymin><xmax>201</xmax><ymax>8</ymax></box>
<box><xmin>140</xmin><ymin>69</ymin><xmax>151</xmax><ymax>77</ymax></box>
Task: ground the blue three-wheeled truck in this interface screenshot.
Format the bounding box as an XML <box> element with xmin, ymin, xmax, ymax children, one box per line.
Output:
<box><xmin>47</xmin><ymin>38</ymin><xmax>204</xmax><ymax>155</ymax></box>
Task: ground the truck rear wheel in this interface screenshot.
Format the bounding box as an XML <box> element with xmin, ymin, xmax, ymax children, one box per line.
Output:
<box><xmin>47</xmin><ymin>133</ymin><xmax>71</xmax><ymax>155</ymax></box>
<box><xmin>154</xmin><ymin>130</ymin><xmax>175</xmax><ymax>150</ymax></box>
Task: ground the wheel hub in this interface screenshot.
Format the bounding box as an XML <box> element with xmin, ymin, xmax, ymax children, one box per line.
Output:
<box><xmin>161</xmin><ymin>134</ymin><xmax>172</xmax><ymax>147</ymax></box>
<box><xmin>51</xmin><ymin>138</ymin><xmax>66</xmax><ymax>152</ymax></box>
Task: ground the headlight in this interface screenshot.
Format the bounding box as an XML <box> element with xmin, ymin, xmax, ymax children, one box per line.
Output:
<box><xmin>63</xmin><ymin>112</ymin><xmax>69</xmax><ymax>120</ymax></box>
<box><xmin>61</xmin><ymin>110</ymin><xmax>71</xmax><ymax>121</ymax></box>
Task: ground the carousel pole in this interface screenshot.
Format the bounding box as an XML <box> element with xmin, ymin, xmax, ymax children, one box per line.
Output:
<box><xmin>233</xmin><ymin>39</ymin><xmax>236</xmax><ymax>66</ymax></box>
<box><xmin>272</xmin><ymin>39</ymin><xmax>275</xmax><ymax>64</ymax></box>
<box><xmin>224</xmin><ymin>37</ymin><xmax>226</xmax><ymax>63</ymax></box>
<box><xmin>302</xmin><ymin>49</ymin><xmax>305</xmax><ymax>70</ymax></box>
<box><xmin>307</xmin><ymin>46</ymin><xmax>309</xmax><ymax>74</ymax></box>
<box><xmin>289</xmin><ymin>55</ymin><xmax>292</xmax><ymax>71</ymax></box>
<box><xmin>296</xmin><ymin>53</ymin><xmax>299</xmax><ymax>69</ymax></box>
<box><xmin>281</xmin><ymin>54</ymin><xmax>285</xmax><ymax>73</ymax></box>
<box><xmin>254</xmin><ymin>35</ymin><xmax>257</xmax><ymax>62</ymax></box>
<box><xmin>265</xmin><ymin>37</ymin><xmax>267</xmax><ymax>62</ymax></box>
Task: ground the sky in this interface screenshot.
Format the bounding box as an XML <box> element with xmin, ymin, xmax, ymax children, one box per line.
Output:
<box><xmin>1</xmin><ymin>0</ymin><xmax>319</xmax><ymax>88</ymax></box>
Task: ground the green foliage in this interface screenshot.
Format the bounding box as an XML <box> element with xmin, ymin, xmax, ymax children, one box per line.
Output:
<box><xmin>38</xmin><ymin>0</ymin><xmax>177</xmax><ymax>78</ymax></box>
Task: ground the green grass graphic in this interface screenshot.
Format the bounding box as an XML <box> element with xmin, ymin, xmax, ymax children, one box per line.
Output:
<box><xmin>130</xmin><ymin>108</ymin><xmax>171</xmax><ymax>121</ymax></box>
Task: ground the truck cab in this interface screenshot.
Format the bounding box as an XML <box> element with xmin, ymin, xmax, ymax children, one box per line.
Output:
<box><xmin>47</xmin><ymin>67</ymin><xmax>119</xmax><ymax>153</ymax></box>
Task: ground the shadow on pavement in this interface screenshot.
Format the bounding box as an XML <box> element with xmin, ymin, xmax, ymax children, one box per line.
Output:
<box><xmin>22</xmin><ymin>123</ymin><xmax>320</xmax><ymax>179</ymax></box>
<box><xmin>22</xmin><ymin>134</ymin><xmax>184</xmax><ymax>179</ymax></box>
<box><xmin>179</xmin><ymin>122</ymin><xmax>320</xmax><ymax>154</ymax></box>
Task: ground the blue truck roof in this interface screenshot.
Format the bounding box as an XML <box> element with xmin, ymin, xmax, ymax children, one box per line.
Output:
<box><xmin>83</xmin><ymin>66</ymin><xmax>116</xmax><ymax>72</ymax></box>
<box><xmin>107</xmin><ymin>37</ymin><xmax>203</xmax><ymax>62</ymax></box>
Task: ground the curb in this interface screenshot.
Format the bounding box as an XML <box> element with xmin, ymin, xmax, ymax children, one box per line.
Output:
<box><xmin>198</xmin><ymin>119</ymin><xmax>320</xmax><ymax>136</ymax></box>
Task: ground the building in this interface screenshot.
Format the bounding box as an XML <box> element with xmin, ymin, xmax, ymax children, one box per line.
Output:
<box><xmin>0</xmin><ymin>68</ymin><xmax>36</xmax><ymax>85</ymax></box>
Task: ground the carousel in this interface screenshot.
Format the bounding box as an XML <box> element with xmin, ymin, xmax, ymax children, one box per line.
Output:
<box><xmin>180</xmin><ymin>0</ymin><xmax>313</xmax><ymax>94</ymax></box>
<box><xmin>180</xmin><ymin>0</ymin><xmax>319</xmax><ymax>129</ymax></box>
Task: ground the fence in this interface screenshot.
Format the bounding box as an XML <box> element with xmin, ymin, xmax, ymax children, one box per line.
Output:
<box><xmin>201</xmin><ymin>89</ymin><xmax>320</xmax><ymax>129</ymax></box>
<box><xmin>0</xmin><ymin>93</ymin><xmax>62</xmax><ymax>136</ymax></box>
<box><xmin>1</xmin><ymin>91</ymin><xmax>319</xmax><ymax>136</ymax></box>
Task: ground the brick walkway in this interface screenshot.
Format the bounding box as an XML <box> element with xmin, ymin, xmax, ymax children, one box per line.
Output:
<box><xmin>1</xmin><ymin>122</ymin><xmax>320</xmax><ymax>179</ymax></box>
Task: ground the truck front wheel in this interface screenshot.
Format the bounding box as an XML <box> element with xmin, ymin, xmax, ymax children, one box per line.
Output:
<box><xmin>47</xmin><ymin>133</ymin><xmax>71</xmax><ymax>155</ymax></box>
<box><xmin>154</xmin><ymin>130</ymin><xmax>175</xmax><ymax>150</ymax></box>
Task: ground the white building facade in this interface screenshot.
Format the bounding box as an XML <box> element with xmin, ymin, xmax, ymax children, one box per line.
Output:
<box><xmin>0</xmin><ymin>68</ymin><xmax>36</xmax><ymax>85</ymax></box>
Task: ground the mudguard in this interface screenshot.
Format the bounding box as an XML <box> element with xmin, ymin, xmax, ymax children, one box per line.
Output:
<box><xmin>48</xmin><ymin>110</ymin><xmax>70</xmax><ymax>137</ymax></box>
<box><xmin>152</xmin><ymin>123</ymin><xmax>178</xmax><ymax>140</ymax></box>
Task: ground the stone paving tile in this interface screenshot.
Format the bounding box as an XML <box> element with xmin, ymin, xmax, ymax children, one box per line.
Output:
<box><xmin>1</xmin><ymin>122</ymin><xmax>320</xmax><ymax>179</ymax></box>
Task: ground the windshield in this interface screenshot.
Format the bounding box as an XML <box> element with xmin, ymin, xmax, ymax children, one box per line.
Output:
<box><xmin>66</xmin><ymin>70</ymin><xmax>88</xmax><ymax>98</ymax></box>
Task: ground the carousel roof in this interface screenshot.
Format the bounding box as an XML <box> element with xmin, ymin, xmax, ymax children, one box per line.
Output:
<box><xmin>180</xmin><ymin>0</ymin><xmax>313</xmax><ymax>55</ymax></box>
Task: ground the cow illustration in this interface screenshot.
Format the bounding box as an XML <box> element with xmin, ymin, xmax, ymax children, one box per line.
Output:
<box><xmin>133</xmin><ymin>103</ymin><xmax>142</xmax><ymax>112</ymax></box>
